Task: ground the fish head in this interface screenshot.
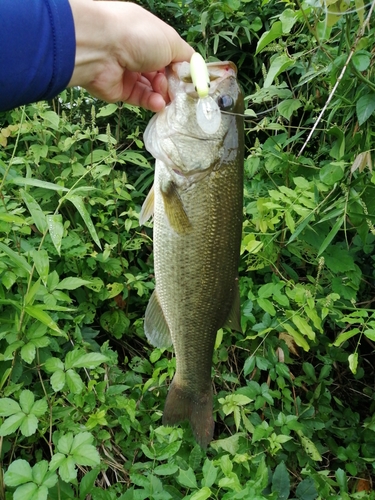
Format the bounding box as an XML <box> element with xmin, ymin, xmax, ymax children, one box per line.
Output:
<box><xmin>144</xmin><ymin>61</ymin><xmax>243</xmax><ymax>186</ymax></box>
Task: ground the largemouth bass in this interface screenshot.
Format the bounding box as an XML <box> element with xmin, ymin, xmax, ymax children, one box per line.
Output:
<box><xmin>140</xmin><ymin>60</ymin><xmax>244</xmax><ymax>448</ymax></box>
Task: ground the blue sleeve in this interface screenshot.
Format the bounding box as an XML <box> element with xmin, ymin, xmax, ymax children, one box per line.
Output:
<box><xmin>0</xmin><ymin>0</ymin><xmax>76</xmax><ymax>111</ymax></box>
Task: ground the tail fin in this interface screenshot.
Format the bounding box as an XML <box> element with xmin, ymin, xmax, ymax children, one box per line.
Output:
<box><xmin>162</xmin><ymin>379</ymin><xmax>214</xmax><ymax>449</ymax></box>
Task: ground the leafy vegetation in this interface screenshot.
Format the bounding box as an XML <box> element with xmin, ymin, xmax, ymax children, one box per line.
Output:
<box><xmin>1</xmin><ymin>0</ymin><xmax>375</xmax><ymax>498</ymax></box>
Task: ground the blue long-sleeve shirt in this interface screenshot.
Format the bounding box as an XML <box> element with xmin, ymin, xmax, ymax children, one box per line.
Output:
<box><xmin>0</xmin><ymin>0</ymin><xmax>76</xmax><ymax>111</ymax></box>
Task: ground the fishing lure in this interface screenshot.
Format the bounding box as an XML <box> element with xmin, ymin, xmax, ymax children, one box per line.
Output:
<box><xmin>190</xmin><ymin>53</ymin><xmax>221</xmax><ymax>134</ymax></box>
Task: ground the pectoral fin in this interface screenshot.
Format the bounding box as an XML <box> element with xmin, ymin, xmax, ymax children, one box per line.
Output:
<box><xmin>223</xmin><ymin>279</ymin><xmax>242</xmax><ymax>332</ymax></box>
<box><xmin>144</xmin><ymin>290</ymin><xmax>173</xmax><ymax>348</ymax></box>
<box><xmin>139</xmin><ymin>185</ymin><xmax>155</xmax><ymax>225</ymax></box>
<box><xmin>161</xmin><ymin>181</ymin><xmax>192</xmax><ymax>235</ymax></box>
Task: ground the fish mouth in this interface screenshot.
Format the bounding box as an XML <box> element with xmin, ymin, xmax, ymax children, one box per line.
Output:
<box><xmin>166</xmin><ymin>61</ymin><xmax>237</xmax><ymax>101</ymax></box>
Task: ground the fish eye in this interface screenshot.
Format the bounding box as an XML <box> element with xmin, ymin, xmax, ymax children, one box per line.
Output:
<box><xmin>217</xmin><ymin>95</ymin><xmax>233</xmax><ymax>111</ymax></box>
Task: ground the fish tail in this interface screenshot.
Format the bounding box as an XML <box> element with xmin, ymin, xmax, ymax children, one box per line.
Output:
<box><xmin>162</xmin><ymin>379</ymin><xmax>214</xmax><ymax>449</ymax></box>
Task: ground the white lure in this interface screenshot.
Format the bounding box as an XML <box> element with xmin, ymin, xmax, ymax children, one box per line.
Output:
<box><xmin>190</xmin><ymin>53</ymin><xmax>221</xmax><ymax>135</ymax></box>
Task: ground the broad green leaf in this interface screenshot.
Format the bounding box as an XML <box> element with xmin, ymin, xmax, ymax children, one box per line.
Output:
<box><xmin>13</xmin><ymin>482</ymin><xmax>38</xmax><ymax>500</ymax></box>
<box><xmin>153</xmin><ymin>463</ymin><xmax>179</xmax><ymax>476</ymax></box>
<box><xmin>352</xmin><ymin>50</ymin><xmax>371</xmax><ymax>72</ymax></box>
<box><xmin>24</xmin><ymin>305</ymin><xmax>63</xmax><ymax>336</ymax></box>
<box><xmin>47</xmin><ymin>214</ymin><xmax>64</xmax><ymax>255</ymax></box>
<box><xmin>56</xmin><ymin>277</ymin><xmax>92</xmax><ymax>290</ymax></box>
<box><xmin>4</xmin><ymin>459</ymin><xmax>33</xmax><ymax>486</ymax></box>
<box><xmin>0</xmin><ymin>398</ymin><xmax>21</xmax><ymax>416</ymax></box>
<box><xmin>20</xmin><ymin>413</ymin><xmax>39</xmax><ymax>437</ymax></box>
<box><xmin>279</xmin><ymin>9</ymin><xmax>297</xmax><ymax>33</ymax></box>
<box><xmin>65</xmin><ymin>194</ymin><xmax>101</xmax><ymax>249</ymax></box>
<box><xmin>356</xmin><ymin>93</ymin><xmax>375</xmax><ymax>126</ymax></box>
<box><xmin>319</xmin><ymin>162</ymin><xmax>345</xmax><ymax>186</ymax></box>
<box><xmin>31</xmin><ymin>398</ymin><xmax>48</xmax><ymax>417</ymax></box>
<box><xmin>190</xmin><ymin>487</ymin><xmax>212</xmax><ymax>500</ymax></box>
<box><xmin>49</xmin><ymin>453</ymin><xmax>67</xmax><ymax>472</ymax></box>
<box><xmin>96</xmin><ymin>103</ymin><xmax>118</xmax><ymax>117</ymax></box>
<box><xmin>45</xmin><ymin>357</ymin><xmax>65</xmax><ymax>372</ymax></box>
<box><xmin>295</xmin><ymin>476</ymin><xmax>318</xmax><ymax>500</ymax></box>
<box><xmin>79</xmin><ymin>468</ymin><xmax>100</xmax><ymax>499</ymax></box>
<box><xmin>0</xmin><ymin>241</ymin><xmax>31</xmax><ymax>274</ymax></box>
<box><xmin>283</xmin><ymin>324</ymin><xmax>310</xmax><ymax>352</ymax></box>
<box><xmin>58</xmin><ymin>455</ymin><xmax>78</xmax><ymax>483</ymax></box>
<box><xmin>43</xmin><ymin>110</ymin><xmax>60</xmax><ymax>130</ymax></box>
<box><xmin>202</xmin><ymin>459</ymin><xmax>218</xmax><ymax>488</ymax></box>
<box><xmin>364</xmin><ymin>329</ymin><xmax>375</xmax><ymax>341</ymax></box>
<box><xmin>20</xmin><ymin>189</ymin><xmax>47</xmax><ymax>233</ymax></box>
<box><xmin>256</xmin><ymin>21</ymin><xmax>282</xmax><ymax>54</ymax></box>
<box><xmin>210</xmin><ymin>433</ymin><xmax>244</xmax><ymax>454</ymax></box>
<box><xmin>177</xmin><ymin>467</ymin><xmax>198</xmax><ymax>489</ymax></box>
<box><xmin>42</xmin><ymin>470</ymin><xmax>58</xmax><ymax>489</ymax></box>
<box><xmin>331</xmin><ymin>328</ymin><xmax>360</xmax><ymax>346</ymax></box>
<box><xmin>264</xmin><ymin>54</ymin><xmax>294</xmax><ymax>88</ymax></box>
<box><xmin>50</xmin><ymin>369</ymin><xmax>66</xmax><ymax>392</ymax></box>
<box><xmin>57</xmin><ymin>433</ymin><xmax>75</xmax><ymax>454</ymax></box>
<box><xmin>21</xmin><ymin>340</ymin><xmax>37</xmax><ymax>364</ymax></box>
<box><xmin>66</xmin><ymin>369</ymin><xmax>84</xmax><ymax>394</ymax></box>
<box><xmin>31</xmin><ymin>249</ymin><xmax>49</xmax><ymax>285</ymax></box>
<box><xmin>70</xmin><ymin>431</ymin><xmax>94</xmax><ymax>452</ymax></box>
<box><xmin>257</xmin><ymin>297</ymin><xmax>276</xmax><ymax>316</ymax></box>
<box><xmin>10</xmin><ymin>177</ymin><xmax>69</xmax><ymax>191</ymax></box>
<box><xmin>348</xmin><ymin>353</ymin><xmax>358</xmax><ymax>374</ymax></box>
<box><xmin>291</xmin><ymin>314</ymin><xmax>315</xmax><ymax>341</ymax></box>
<box><xmin>297</xmin><ymin>431</ymin><xmax>322</xmax><ymax>461</ymax></box>
<box><xmin>19</xmin><ymin>390</ymin><xmax>34</xmax><ymax>414</ymax></box>
<box><xmin>72</xmin><ymin>444</ymin><xmax>100</xmax><ymax>467</ymax></box>
<box><xmin>0</xmin><ymin>412</ymin><xmax>26</xmax><ymax>436</ymax></box>
<box><xmin>68</xmin><ymin>352</ymin><xmax>109</xmax><ymax>369</ymax></box>
<box><xmin>278</xmin><ymin>99</ymin><xmax>302</xmax><ymax>120</ymax></box>
<box><xmin>272</xmin><ymin>462</ymin><xmax>290</xmax><ymax>500</ymax></box>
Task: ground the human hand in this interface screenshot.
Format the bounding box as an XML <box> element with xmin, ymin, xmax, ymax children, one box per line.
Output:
<box><xmin>68</xmin><ymin>0</ymin><xmax>194</xmax><ymax>111</ymax></box>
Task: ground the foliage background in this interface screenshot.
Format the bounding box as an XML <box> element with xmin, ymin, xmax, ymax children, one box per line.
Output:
<box><xmin>0</xmin><ymin>0</ymin><xmax>375</xmax><ymax>498</ymax></box>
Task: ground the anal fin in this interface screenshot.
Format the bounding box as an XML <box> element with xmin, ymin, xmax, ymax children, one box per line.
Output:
<box><xmin>144</xmin><ymin>290</ymin><xmax>172</xmax><ymax>348</ymax></box>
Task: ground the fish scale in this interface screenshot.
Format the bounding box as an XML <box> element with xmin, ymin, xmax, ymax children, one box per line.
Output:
<box><xmin>140</xmin><ymin>60</ymin><xmax>244</xmax><ymax>448</ymax></box>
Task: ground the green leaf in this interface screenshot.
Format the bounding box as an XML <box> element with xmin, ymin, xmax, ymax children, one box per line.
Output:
<box><xmin>10</xmin><ymin>177</ymin><xmax>68</xmax><ymax>191</ymax></box>
<box><xmin>0</xmin><ymin>398</ymin><xmax>21</xmax><ymax>416</ymax></box>
<box><xmin>0</xmin><ymin>241</ymin><xmax>32</xmax><ymax>274</ymax></box>
<box><xmin>278</xmin><ymin>99</ymin><xmax>302</xmax><ymax>120</ymax></box>
<box><xmin>153</xmin><ymin>463</ymin><xmax>179</xmax><ymax>476</ymax></box>
<box><xmin>291</xmin><ymin>314</ymin><xmax>315</xmax><ymax>341</ymax></box>
<box><xmin>19</xmin><ymin>390</ymin><xmax>35</xmax><ymax>414</ymax></box>
<box><xmin>256</xmin><ymin>21</ymin><xmax>282</xmax><ymax>54</ymax></box>
<box><xmin>20</xmin><ymin>189</ymin><xmax>47</xmax><ymax>233</ymax></box>
<box><xmin>31</xmin><ymin>398</ymin><xmax>48</xmax><ymax>418</ymax></box>
<box><xmin>67</xmin><ymin>352</ymin><xmax>109</xmax><ymax>369</ymax></box>
<box><xmin>66</xmin><ymin>369</ymin><xmax>84</xmax><ymax>394</ymax></box>
<box><xmin>272</xmin><ymin>462</ymin><xmax>290</xmax><ymax>500</ymax></box>
<box><xmin>56</xmin><ymin>277</ymin><xmax>92</xmax><ymax>290</ymax></box>
<box><xmin>190</xmin><ymin>487</ymin><xmax>212</xmax><ymax>500</ymax></box>
<box><xmin>319</xmin><ymin>162</ymin><xmax>345</xmax><ymax>185</ymax></box>
<box><xmin>20</xmin><ymin>414</ymin><xmax>39</xmax><ymax>436</ymax></box>
<box><xmin>331</xmin><ymin>328</ymin><xmax>360</xmax><ymax>346</ymax></box>
<box><xmin>20</xmin><ymin>342</ymin><xmax>36</xmax><ymax>364</ymax></box>
<box><xmin>50</xmin><ymin>370</ymin><xmax>66</xmax><ymax>392</ymax></box>
<box><xmin>31</xmin><ymin>249</ymin><xmax>49</xmax><ymax>285</ymax></box>
<box><xmin>24</xmin><ymin>305</ymin><xmax>63</xmax><ymax>336</ymax></box>
<box><xmin>65</xmin><ymin>194</ymin><xmax>101</xmax><ymax>248</ymax></box>
<box><xmin>356</xmin><ymin>93</ymin><xmax>375</xmax><ymax>126</ymax></box>
<box><xmin>72</xmin><ymin>444</ymin><xmax>100</xmax><ymax>467</ymax></box>
<box><xmin>59</xmin><ymin>455</ymin><xmax>78</xmax><ymax>483</ymax></box>
<box><xmin>283</xmin><ymin>324</ymin><xmax>310</xmax><ymax>352</ymax></box>
<box><xmin>45</xmin><ymin>357</ymin><xmax>65</xmax><ymax>372</ymax></box>
<box><xmin>264</xmin><ymin>54</ymin><xmax>294</xmax><ymax>88</ymax></box>
<box><xmin>49</xmin><ymin>453</ymin><xmax>67</xmax><ymax>472</ymax></box>
<box><xmin>317</xmin><ymin>216</ymin><xmax>344</xmax><ymax>256</ymax></box>
<box><xmin>13</xmin><ymin>482</ymin><xmax>38</xmax><ymax>500</ymax></box>
<box><xmin>0</xmin><ymin>412</ymin><xmax>26</xmax><ymax>436</ymax></box>
<box><xmin>364</xmin><ymin>329</ymin><xmax>375</xmax><ymax>341</ymax></box>
<box><xmin>96</xmin><ymin>103</ymin><xmax>118</xmax><ymax>117</ymax></box>
<box><xmin>177</xmin><ymin>467</ymin><xmax>198</xmax><ymax>489</ymax></box>
<box><xmin>352</xmin><ymin>50</ymin><xmax>371</xmax><ymax>71</ymax></box>
<box><xmin>4</xmin><ymin>459</ymin><xmax>33</xmax><ymax>486</ymax></box>
<box><xmin>297</xmin><ymin>431</ymin><xmax>322</xmax><ymax>461</ymax></box>
<box><xmin>202</xmin><ymin>459</ymin><xmax>218</xmax><ymax>488</ymax></box>
<box><xmin>348</xmin><ymin>353</ymin><xmax>358</xmax><ymax>374</ymax></box>
<box><xmin>47</xmin><ymin>214</ymin><xmax>64</xmax><ymax>255</ymax></box>
<box><xmin>79</xmin><ymin>468</ymin><xmax>100</xmax><ymax>499</ymax></box>
<box><xmin>296</xmin><ymin>476</ymin><xmax>318</xmax><ymax>500</ymax></box>
<box><xmin>257</xmin><ymin>297</ymin><xmax>276</xmax><ymax>316</ymax></box>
